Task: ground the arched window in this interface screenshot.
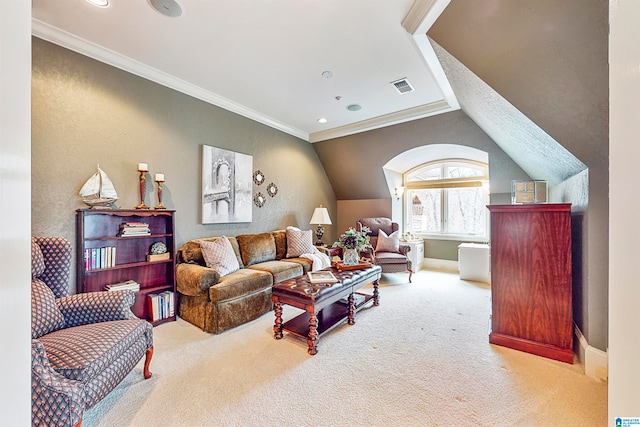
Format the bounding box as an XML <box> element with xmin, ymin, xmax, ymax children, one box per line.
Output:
<box><xmin>404</xmin><ymin>159</ymin><xmax>489</xmax><ymax>240</ymax></box>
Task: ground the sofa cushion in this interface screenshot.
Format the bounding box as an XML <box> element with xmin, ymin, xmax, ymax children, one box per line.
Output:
<box><xmin>31</xmin><ymin>239</ymin><xmax>46</xmax><ymax>278</ymax></box>
<box><xmin>247</xmin><ymin>260</ymin><xmax>304</xmax><ymax>283</ymax></box>
<box><xmin>376</xmin><ymin>229</ymin><xmax>400</xmax><ymax>253</ymax></box>
<box><xmin>209</xmin><ymin>268</ymin><xmax>273</xmax><ymax>303</ymax></box>
<box><xmin>375</xmin><ymin>251</ymin><xmax>409</xmax><ymax>264</ymax></box>
<box><xmin>31</xmin><ymin>278</ymin><xmax>66</xmax><ymax>339</ymax></box>
<box><xmin>282</xmin><ymin>257</ymin><xmax>314</xmax><ymax>274</ymax></box>
<box><xmin>38</xmin><ymin>319</ymin><xmax>152</xmax><ymax>382</ymax></box>
<box><xmin>180</xmin><ymin>237</ymin><xmax>244</xmax><ymax>268</ymax></box>
<box><xmin>200</xmin><ymin>236</ymin><xmax>240</xmax><ymax>277</ymax></box>
<box><xmin>236</xmin><ymin>233</ymin><xmax>276</xmax><ymax>266</ymax></box>
<box><xmin>285</xmin><ymin>227</ymin><xmax>315</xmax><ymax>257</ymax></box>
<box><xmin>271</xmin><ymin>230</ymin><xmax>287</xmax><ymax>260</ymax></box>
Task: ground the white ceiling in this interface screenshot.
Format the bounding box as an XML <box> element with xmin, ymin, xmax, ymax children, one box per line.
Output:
<box><xmin>31</xmin><ymin>0</ymin><xmax>458</xmax><ymax>142</ymax></box>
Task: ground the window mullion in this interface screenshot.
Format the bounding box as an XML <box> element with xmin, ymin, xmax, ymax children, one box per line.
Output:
<box><xmin>442</xmin><ymin>188</ymin><xmax>447</xmax><ymax>233</ymax></box>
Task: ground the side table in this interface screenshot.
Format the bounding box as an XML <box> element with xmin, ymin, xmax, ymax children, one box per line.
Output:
<box><xmin>401</xmin><ymin>239</ymin><xmax>424</xmax><ymax>272</ymax></box>
<box><xmin>317</xmin><ymin>245</ymin><xmax>342</xmax><ymax>258</ymax></box>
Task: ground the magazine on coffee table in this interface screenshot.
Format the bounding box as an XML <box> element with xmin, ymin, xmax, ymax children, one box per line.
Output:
<box><xmin>307</xmin><ymin>270</ymin><xmax>339</xmax><ymax>284</ymax></box>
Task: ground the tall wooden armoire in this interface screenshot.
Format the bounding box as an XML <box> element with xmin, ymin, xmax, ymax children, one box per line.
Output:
<box><xmin>487</xmin><ymin>203</ymin><xmax>573</xmax><ymax>363</ymax></box>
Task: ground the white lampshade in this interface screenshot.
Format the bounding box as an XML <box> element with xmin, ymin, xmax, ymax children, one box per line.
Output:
<box><xmin>310</xmin><ymin>206</ymin><xmax>332</xmax><ymax>225</ymax></box>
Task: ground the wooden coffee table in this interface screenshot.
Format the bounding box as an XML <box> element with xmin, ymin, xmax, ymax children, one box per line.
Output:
<box><xmin>272</xmin><ymin>264</ymin><xmax>382</xmax><ymax>355</ymax></box>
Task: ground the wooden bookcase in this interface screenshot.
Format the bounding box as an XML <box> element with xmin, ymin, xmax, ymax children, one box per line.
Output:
<box><xmin>487</xmin><ymin>203</ymin><xmax>573</xmax><ymax>363</ymax></box>
<box><xmin>76</xmin><ymin>209</ymin><xmax>176</xmax><ymax>325</ymax></box>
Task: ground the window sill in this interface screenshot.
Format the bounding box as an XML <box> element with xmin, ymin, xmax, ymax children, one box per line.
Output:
<box><xmin>414</xmin><ymin>234</ymin><xmax>489</xmax><ymax>243</ymax></box>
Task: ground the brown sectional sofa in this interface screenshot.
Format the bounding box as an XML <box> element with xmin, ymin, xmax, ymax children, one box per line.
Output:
<box><xmin>175</xmin><ymin>230</ymin><xmax>313</xmax><ymax>333</ymax></box>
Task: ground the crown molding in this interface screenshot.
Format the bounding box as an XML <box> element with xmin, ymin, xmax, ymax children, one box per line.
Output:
<box><xmin>32</xmin><ymin>8</ymin><xmax>457</xmax><ymax>144</ymax></box>
<box><xmin>402</xmin><ymin>0</ymin><xmax>451</xmax><ymax>35</ymax></box>
<box><xmin>31</xmin><ymin>18</ymin><xmax>309</xmax><ymax>142</ymax></box>
<box><xmin>309</xmin><ymin>100</ymin><xmax>456</xmax><ymax>143</ymax></box>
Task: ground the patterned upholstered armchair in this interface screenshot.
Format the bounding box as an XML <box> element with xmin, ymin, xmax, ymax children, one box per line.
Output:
<box><xmin>31</xmin><ymin>237</ymin><xmax>154</xmax><ymax>427</ymax></box>
<box><xmin>357</xmin><ymin>218</ymin><xmax>412</xmax><ymax>283</ymax></box>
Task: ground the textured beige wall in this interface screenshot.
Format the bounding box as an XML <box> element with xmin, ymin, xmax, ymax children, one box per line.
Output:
<box><xmin>336</xmin><ymin>199</ymin><xmax>391</xmax><ymax>239</ymax></box>
<box><xmin>31</xmin><ymin>38</ymin><xmax>336</xmax><ymax>291</ymax></box>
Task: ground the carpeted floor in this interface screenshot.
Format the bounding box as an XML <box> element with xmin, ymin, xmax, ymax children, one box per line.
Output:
<box><xmin>82</xmin><ymin>269</ymin><xmax>607</xmax><ymax>427</ymax></box>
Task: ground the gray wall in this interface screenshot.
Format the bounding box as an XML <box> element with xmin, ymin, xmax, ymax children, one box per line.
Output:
<box><xmin>31</xmin><ymin>38</ymin><xmax>337</xmax><ymax>292</ymax></box>
<box><xmin>429</xmin><ymin>0</ymin><xmax>608</xmax><ymax>352</ymax></box>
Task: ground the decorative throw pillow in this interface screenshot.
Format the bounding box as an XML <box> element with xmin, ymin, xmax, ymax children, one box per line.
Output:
<box><xmin>376</xmin><ymin>229</ymin><xmax>400</xmax><ymax>253</ymax></box>
<box><xmin>31</xmin><ymin>278</ymin><xmax>66</xmax><ymax>339</ymax></box>
<box><xmin>200</xmin><ymin>236</ymin><xmax>240</xmax><ymax>277</ymax></box>
<box><xmin>286</xmin><ymin>226</ymin><xmax>315</xmax><ymax>257</ymax></box>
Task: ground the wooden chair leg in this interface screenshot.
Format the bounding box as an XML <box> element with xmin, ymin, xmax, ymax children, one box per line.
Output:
<box><xmin>408</xmin><ymin>269</ymin><xmax>413</xmax><ymax>283</ymax></box>
<box><xmin>143</xmin><ymin>346</ymin><xmax>153</xmax><ymax>379</ymax></box>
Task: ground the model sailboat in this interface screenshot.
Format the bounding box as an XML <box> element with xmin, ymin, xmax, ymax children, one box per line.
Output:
<box><xmin>79</xmin><ymin>165</ymin><xmax>119</xmax><ymax>208</ymax></box>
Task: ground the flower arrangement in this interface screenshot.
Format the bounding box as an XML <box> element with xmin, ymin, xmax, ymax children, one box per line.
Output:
<box><xmin>333</xmin><ymin>226</ymin><xmax>372</xmax><ymax>251</ymax></box>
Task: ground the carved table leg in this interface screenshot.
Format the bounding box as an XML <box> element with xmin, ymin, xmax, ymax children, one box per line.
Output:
<box><xmin>373</xmin><ymin>279</ymin><xmax>380</xmax><ymax>306</ymax></box>
<box><xmin>273</xmin><ymin>301</ymin><xmax>283</xmax><ymax>339</ymax></box>
<box><xmin>143</xmin><ymin>346</ymin><xmax>153</xmax><ymax>379</ymax></box>
<box><xmin>348</xmin><ymin>293</ymin><xmax>355</xmax><ymax>325</ymax></box>
<box><xmin>307</xmin><ymin>311</ymin><xmax>319</xmax><ymax>355</ymax></box>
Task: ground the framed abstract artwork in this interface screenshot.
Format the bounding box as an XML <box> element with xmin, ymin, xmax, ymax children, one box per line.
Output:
<box><xmin>202</xmin><ymin>145</ymin><xmax>253</xmax><ymax>224</ymax></box>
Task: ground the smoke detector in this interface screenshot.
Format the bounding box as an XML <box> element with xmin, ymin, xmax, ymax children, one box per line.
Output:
<box><xmin>390</xmin><ymin>78</ymin><xmax>414</xmax><ymax>94</ymax></box>
<box><xmin>148</xmin><ymin>0</ymin><xmax>183</xmax><ymax>17</ymax></box>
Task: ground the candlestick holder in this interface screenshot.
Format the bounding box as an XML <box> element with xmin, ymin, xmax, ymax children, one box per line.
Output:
<box><xmin>154</xmin><ymin>178</ymin><xmax>166</xmax><ymax>210</ymax></box>
<box><xmin>135</xmin><ymin>166</ymin><xmax>150</xmax><ymax>210</ymax></box>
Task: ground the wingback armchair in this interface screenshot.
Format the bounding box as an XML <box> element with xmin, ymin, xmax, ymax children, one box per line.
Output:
<box><xmin>31</xmin><ymin>237</ymin><xmax>153</xmax><ymax>427</ymax></box>
<box><xmin>357</xmin><ymin>218</ymin><xmax>412</xmax><ymax>283</ymax></box>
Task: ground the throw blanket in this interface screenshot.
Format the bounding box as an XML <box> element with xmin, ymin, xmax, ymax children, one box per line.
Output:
<box><xmin>301</xmin><ymin>247</ymin><xmax>332</xmax><ymax>271</ymax></box>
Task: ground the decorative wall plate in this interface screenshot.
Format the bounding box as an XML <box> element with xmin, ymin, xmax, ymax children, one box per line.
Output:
<box><xmin>253</xmin><ymin>170</ymin><xmax>265</xmax><ymax>185</ymax></box>
<box><xmin>266</xmin><ymin>182</ymin><xmax>278</xmax><ymax>197</ymax></box>
<box><xmin>254</xmin><ymin>192</ymin><xmax>266</xmax><ymax>207</ymax></box>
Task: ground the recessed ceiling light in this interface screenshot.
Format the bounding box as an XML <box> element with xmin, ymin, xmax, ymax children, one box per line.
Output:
<box><xmin>321</xmin><ymin>71</ymin><xmax>334</xmax><ymax>79</ymax></box>
<box><xmin>347</xmin><ymin>104</ymin><xmax>362</xmax><ymax>111</ymax></box>
<box><xmin>317</xmin><ymin>118</ymin><xmax>328</xmax><ymax>124</ymax></box>
<box><xmin>87</xmin><ymin>0</ymin><xmax>109</xmax><ymax>7</ymax></box>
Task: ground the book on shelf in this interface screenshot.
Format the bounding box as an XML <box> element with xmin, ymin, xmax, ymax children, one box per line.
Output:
<box><xmin>118</xmin><ymin>222</ymin><xmax>151</xmax><ymax>236</ymax></box>
<box><xmin>105</xmin><ymin>279</ymin><xmax>140</xmax><ymax>292</ymax></box>
<box><xmin>147</xmin><ymin>291</ymin><xmax>175</xmax><ymax>322</ymax></box>
<box><xmin>147</xmin><ymin>252</ymin><xmax>170</xmax><ymax>262</ymax></box>
<box><xmin>307</xmin><ymin>270</ymin><xmax>339</xmax><ymax>284</ymax></box>
<box><xmin>85</xmin><ymin>246</ymin><xmax>116</xmax><ymax>270</ymax></box>
<box><xmin>148</xmin><ymin>293</ymin><xmax>160</xmax><ymax>321</ymax></box>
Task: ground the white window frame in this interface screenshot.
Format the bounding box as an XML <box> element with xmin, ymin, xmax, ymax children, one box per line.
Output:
<box><xmin>403</xmin><ymin>159</ymin><xmax>490</xmax><ymax>242</ymax></box>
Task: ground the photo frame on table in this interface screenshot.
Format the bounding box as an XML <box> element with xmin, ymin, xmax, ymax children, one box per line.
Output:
<box><xmin>202</xmin><ymin>145</ymin><xmax>253</xmax><ymax>224</ymax></box>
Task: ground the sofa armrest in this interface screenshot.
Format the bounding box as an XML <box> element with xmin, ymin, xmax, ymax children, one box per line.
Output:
<box><xmin>176</xmin><ymin>263</ymin><xmax>220</xmax><ymax>296</ymax></box>
<box><xmin>31</xmin><ymin>340</ymin><xmax>85</xmax><ymax>427</ymax></box>
<box><xmin>359</xmin><ymin>245</ymin><xmax>375</xmax><ymax>261</ymax></box>
<box><xmin>398</xmin><ymin>244</ymin><xmax>411</xmax><ymax>256</ymax></box>
<box><xmin>57</xmin><ymin>290</ymin><xmax>137</xmax><ymax>327</ymax></box>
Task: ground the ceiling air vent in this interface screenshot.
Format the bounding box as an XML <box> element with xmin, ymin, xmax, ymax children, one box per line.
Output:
<box><xmin>391</xmin><ymin>78</ymin><xmax>414</xmax><ymax>94</ymax></box>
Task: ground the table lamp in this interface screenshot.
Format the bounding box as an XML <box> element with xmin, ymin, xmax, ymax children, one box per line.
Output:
<box><xmin>309</xmin><ymin>205</ymin><xmax>332</xmax><ymax>246</ymax></box>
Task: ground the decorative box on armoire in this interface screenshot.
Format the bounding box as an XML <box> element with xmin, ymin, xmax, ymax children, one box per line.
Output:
<box><xmin>487</xmin><ymin>203</ymin><xmax>573</xmax><ymax>363</ymax></box>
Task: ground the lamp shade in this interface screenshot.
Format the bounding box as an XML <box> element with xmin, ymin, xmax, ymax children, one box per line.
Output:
<box><xmin>310</xmin><ymin>207</ymin><xmax>332</xmax><ymax>225</ymax></box>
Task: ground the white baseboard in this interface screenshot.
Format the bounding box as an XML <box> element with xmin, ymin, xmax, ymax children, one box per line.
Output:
<box><xmin>574</xmin><ymin>324</ymin><xmax>608</xmax><ymax>382</ymax></box>
<box><xmin>423</xmin><ymin>258</ymin><xmax>458</xmax><ymax>272</ymax></box>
